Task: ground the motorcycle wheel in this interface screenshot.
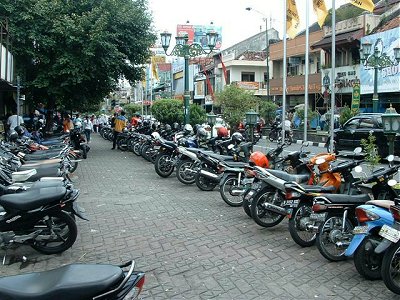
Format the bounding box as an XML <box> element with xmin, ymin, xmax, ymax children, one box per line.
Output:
<box><xmin>354</xmin><ymin>237</ymin><xmax>383</xmax><ymax>280</ymax></box>
<box><xmin>316</xmin><ymin>214</ymin><xmax>354</xmax><ymax>262</ymax></box>
<box><xmin>176</xmin><ymin>159</ymin><xmax>196</xmax><ymax>185</ymax></box>
<box><xmin>268</xmin><ymin>130</ymin><xmax>277</xmax><ymax>142</ymax></box>
<box><xmin>242</xmin><ymin>192</ymin><xmax>252</xmax><ymax>217</ymax></box>
<box><xmin>325</xmin><ymin>138</ymin><xmax>338</xmax><ymax>154</ymax></box>
<box><xmin>141</xmin><ymin>144</ymin><xmax>152</xmax><ymax>162</ymax></box>
<box><xmin>288</xmin><ymin>202</ymin><xmax>316</xmax><ymax>247</ymax></box>
<box><xmin>195</xmin><ymin>169</ymin><xmax>217</xmax><ymax>191</ymax></box>
<box><xmin>220</xmin><ymin>175</ymin><xmax>243</xmax><ymax>207</ymax></box>
<box><xmin>133</xmin><ymin>142</ymin><xmax>142</xmax><ymax>156</ymax></box>
<box><xmin>30</xmin><ymin>211</ymin><xmax>77</xmax><ymax>255</ymax></box>
<box><xmin>154</xmin><ymin>153</ymin><xmax>174</xmax><ymax>178</ymax></box>
<box><xmin>67</xmin><ymin>153</ymin><xmax>78</xmax><ymax>173</ymax></box>
<box><xmin>285</xmin><ymin>135</ymin><xmax>293</xmax><ymax>146</ymax></box>
<box><xmin>250</xmin><ymin>187</ymin><xmax>285</xmax><ymax>228</ymax></box>
<box><xmin>81</xmin><ymin>145</ymin><xmax>87</xmax><ymax>159</ymax></box>
<box><xmin>117</xmin><ymin>138</ymin><xmax>128</xmax><ymax>151</ymax></box>
<box><xmin>381</xmin><ymin>241</ymin><xmax>400</xmax><ymax>294</ymax></box>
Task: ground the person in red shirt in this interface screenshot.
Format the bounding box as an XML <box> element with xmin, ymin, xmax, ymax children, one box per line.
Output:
<box><xmin>131</xmin><ymin>114</ymin><xmax>140</xmax><ymax>127</ymax></box>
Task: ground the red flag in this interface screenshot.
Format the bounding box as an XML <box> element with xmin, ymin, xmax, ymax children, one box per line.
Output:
<box><xmin>219</xmin><ymin>53</ymin><xmax>228</xmax><ymax>84</ymax></box>
<box><xmin>201</xmin><ymin>62</ymin><xmax>214</xmax><ymax>99</ymax></box>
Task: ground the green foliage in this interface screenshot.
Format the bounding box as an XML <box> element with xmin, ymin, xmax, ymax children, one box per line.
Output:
<box><xmin>296</xmin><ymin>108</ymin><xmax>318</xmax><ymax>128</ymax></box>
<box><xmin>1</xmin><ymin>0</ymin><xmax>156</xmax><ymax>111</ymax></box>
<box><xmin>259</xmin><ymin>101</ymin><xmax>278</xmax><ymax>123</ymax></box>
<box><xmin>214</xmin><ymin>85</ymin><xmax>260</xmax><ymax>129</ymax></box>
<box><xmin>189</xmin><ymin>104</ymin><xmax>206</xmax><ymax>126</ymax></box>
<box><xmin>339</xmin><ymin>105</ymin><xmax>359</xmax><ymax>126</ymax></box>
<box><xmin>360</xmin><ymin>132</ymin><xmax>381</xmax><ymax>171</ymax></box>
<box><xmin>123</xmin><ymin>103</ymin><xmax>142</xmax><ymax>118</ymax></box>
<box><xmin>151</xmin><ymin>99</ymin><xmax>184</xmax><ymax>124</ymax></box>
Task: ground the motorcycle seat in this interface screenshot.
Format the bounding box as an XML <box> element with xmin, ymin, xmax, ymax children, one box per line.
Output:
<box><xmin>299</xmin><ymin>185</ymin><xmax>336</xmax><ymax>193</ymax></box>
<box><xmin>0</xmin><ymin>187</ymin><xmax>67</xmax><ymax>211</ymax></box>
<box><xmin>0</xmin><ymin>263</ymin><xmax>123</xmax><ymax>300</ymax></box>
<box><xmin>22</xmin><ymin>159</ymin><xmax>62</xmax><ymax>167</ymax></box>
<box><xmin>207</xmin><ymin>153</ymin><xmax>236</xmax><ymax>161</ymax></box>
<box><xmin>321</xmin><ymin>193</ymin><xmax>371</xmax><ymax>204</ymax></box>
<box><xmin>268</xmin><ymin>169</ymin><xmax>309</xmax><ymax>183</ymax></box>
<box><xmin>222</xmin><ymin>161</ymin><xmax>247</xmax><ymax>168</ymax></box>
<box><xmin>366</xmin><ymin>200</ymin><xmax>394</xmax><ymax>210</ymax></box>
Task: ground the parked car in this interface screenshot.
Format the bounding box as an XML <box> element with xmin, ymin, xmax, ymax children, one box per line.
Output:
<box><xmin>326</xmin><ymin>113</ymin><xmax>400</xmax><ymax>157</ymax></box>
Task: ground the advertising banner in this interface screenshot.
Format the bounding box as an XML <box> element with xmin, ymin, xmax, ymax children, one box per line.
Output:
<box><xmin>360</xmin><ymin>27</ymin><xmax>400</xmax><ymax>94</ymax></box>
<box><xmin>352</xmin><ymin>81</ymin><xmax>361</xmax><ymax>110</ymax></box>
<box><xmin>177</xmin><ymin>24</ymin><xmax>222</xmax><ymax>50</ymax></box>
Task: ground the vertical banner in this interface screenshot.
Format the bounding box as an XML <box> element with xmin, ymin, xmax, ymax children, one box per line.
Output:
<box><xmin>348</xmin><ymin>0</ymin><xmax>375</xmax><ymax>12</ymax></box>
<box><xmin>287</xmin><ymin>0</ymin><xmax>300</xmax><ymax>39</ymax></box>
<box><xmin>313</xmin><ymin>0</ymin><xmax>328</xmax><ymax>27</ymax></box>
<box><xmin>351</xmin><ymin>80</ymin><xmax>361</xmax><ymax>110</ymax></box>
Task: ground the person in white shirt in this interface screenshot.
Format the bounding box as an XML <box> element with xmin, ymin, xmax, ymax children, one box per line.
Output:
<box><xmin>7</xmin><ymin>110</ymin><xmax>24</xmax><ymax>134</ymax></box>
<box><xmin>83</xmin><ymin>115</ymin><xmax>94</xmax><ymax>142</ymax></box>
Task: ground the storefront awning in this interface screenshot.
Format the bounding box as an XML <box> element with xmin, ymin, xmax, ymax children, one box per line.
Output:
<box><xmin>311</xmin><ymin>29</ymin><xmax>363</xmax><ymax>50</ymax></box>
<box><xmin>0</xmin><ymin>78</ymin><xmax>16</xmax><ymax>92</ymax></box>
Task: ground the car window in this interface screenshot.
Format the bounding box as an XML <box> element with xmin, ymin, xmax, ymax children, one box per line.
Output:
<box><xmin>344</xmin><ymin>118</ymin><xmax>360</xmax><ymax>129</ymax></box>
<box><xmin>359</xmin><ymin>118</ymin><xmax>376</xmax><ymax>129</ymax></box>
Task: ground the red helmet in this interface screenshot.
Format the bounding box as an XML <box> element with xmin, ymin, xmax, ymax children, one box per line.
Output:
<box><xmin>217</xmin><ymin>127</ymin><xmax>228</xmax><ymax>138</ymax></box>
<box><xmin>249</xmin><ymin>151</ymin><xmax>269</xmax><ymax>168</ymax></box>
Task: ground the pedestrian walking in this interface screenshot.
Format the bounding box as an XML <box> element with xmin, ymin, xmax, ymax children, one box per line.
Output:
<box><xmin>6</xmin><ymin>109</ymin><xmax>24</xmax><ymax>134</ymax></box>
<box><xmin>112</xmin><ymin>111</ymin><xmax>127</xmax><ymax>150</ymax></box>
<box><xmin>83</xmin><ymin>115</ymin><xmax>94</xmax><ymax>142</ymax></box>
<box><xmin>63</xmin><ymin>114</ymin><xmax>74</xmax><ymax>133</ymax></box>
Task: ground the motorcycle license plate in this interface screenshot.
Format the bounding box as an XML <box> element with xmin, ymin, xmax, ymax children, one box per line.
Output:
<box><xmin>283</xmin><ymin>200</ymin><xmax>299</xmax><ymax>208</ymax></box>
<box><xmin>309</xmin><ymin>212</ymin><xmax>327</xmax><ymax>222</ymax></box>
<box><xmin>242</xmin><ymin>178</ymin><xmax>254</xmax><ymax>185</ymax></box>
<box><xmin>352</xmin><ymin>226</ymin><xmax>369</xmax><ymax>235</ymax></box>
<box><xmin>244</xmin><ymin>190</ymin><xmax>255</xmax><ymax>200</ymax></box>
<box><xmin>379</xmin><ymin>224</ymin><xmax>400</xmax><ymax>243</ymax></box>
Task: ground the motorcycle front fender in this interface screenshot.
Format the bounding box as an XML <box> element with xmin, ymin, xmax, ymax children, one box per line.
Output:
<box><xmin>345</xmin><ymin>233</ymin><xmax>367</xmax><ymax>256</ymax></box>
<box><xmin>374</xmin><ymin>238</ymin><xmax>393</xmax><ymax>254</ymax></box>
<box><xmin>72</xmin><ymin>202</ymin><xmax>89</xmax><ymax>221</ymax></box>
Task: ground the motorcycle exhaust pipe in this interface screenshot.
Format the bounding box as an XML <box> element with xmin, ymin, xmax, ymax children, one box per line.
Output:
<box><xmin>199</xmin><ymin>170</ymin><xmax>222</xmax><ymax>183</ymax></box>
<box><xmin>335</xmin><ymin>241</ymin><xmax>350</xmax><ymax>248</ymax></box>
<box><xmin>262</xmin><ymin>203</ymin><xmax>287</xmax><ymax>216</ymax></box>
<box><xmin>230</xmin><ymin>188</ymin><xmax>246</xmax><ymax>196</ymax></box>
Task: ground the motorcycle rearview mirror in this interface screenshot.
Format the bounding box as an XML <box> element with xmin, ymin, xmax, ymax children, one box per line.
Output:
<box><xmin>315</xmin><ymin>158</ymin><xmax>326</xmax><ymax>165</ymax></box>
<box><xmin>388</xmin><ymin>179</ymin><xmax>398</xmax><ymax>187</ymax></box>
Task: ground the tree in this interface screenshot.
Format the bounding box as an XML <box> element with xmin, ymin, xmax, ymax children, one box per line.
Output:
<box><xmin>1</xmin><ymin>0</ymin><xmax>156</xmax><ymax>124</ymax></box>
<box><xmin>214</xmin><ymin>85</ymin><xmax>260</xmax><ymax>129</ymax></box>
<box><xmin>259</xmin><ymin>101</ymin><xmax>278</xmax><ymax>124</ymax></box>
<box><xmin>339</xmin><ymin>105</ymin><xmax>359</xmax><ymax>126</ymax></box>
<box><xmin>151</xmin><ymin>99</ymin><xmax>184</xmax><ymax>124</ymax></box>
<box><xmin>123</xmin><ymin>103</ymin><xmax>142</xmax><ymax>118</ymax></box>
<box><xmin>189</xmin><ymin>104</ymin><xmax>206</xmax><ymax>126</ymax></box>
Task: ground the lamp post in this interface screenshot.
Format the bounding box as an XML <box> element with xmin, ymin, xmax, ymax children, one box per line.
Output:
<box><xmin>360</xmin><ymin>42</ymin><xmax>400</xmax><ymax>113</ymax></box>
<box><xmin>207</xmin><ymin>113</ymin><xmax>217</xmax><ymax>137</ymax></box>
<box><xmin>382</xmin><ymin>104</ymin><xmax>400</xmax><ymax>156</ymax></box>
<box><xmin>246</xmin><ymin>111</ymin><xmax>259</xmax><ymax>144</ymax></box>
<box><xmin>160</xmin><ymin>31</ymin><xmax>218</xmax><ymax>125</ymax></box>
<box><xmin>245</xmin><ymin>7</ymin><xmax>270</xmax><ymax>100</ymax></box>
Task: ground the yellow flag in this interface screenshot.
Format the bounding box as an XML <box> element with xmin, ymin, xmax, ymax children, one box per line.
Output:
<box><xmin>348</xmin><ymin>0</ymin><xmax>375</xmax><ymax>12</ymax></box>
<box><xmin>151</xmin><ymin>57</ymin><xmax>159</xmax><ymax>81</ymax></box>
<box><xmin>313</xmin><ymin>0</ymin><xmax>328</xmax><ymax>28</ymax></box>
<box><xmin>287</xmin><ymin>0</ymin><xmax>300</xmax><ymax>39</ymax></box>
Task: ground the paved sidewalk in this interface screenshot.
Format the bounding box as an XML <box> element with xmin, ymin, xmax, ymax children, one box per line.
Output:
<box><xmin>0</xmin><ymin>134</ymin><xmax>398</xmax><ymax>299</ymax></box>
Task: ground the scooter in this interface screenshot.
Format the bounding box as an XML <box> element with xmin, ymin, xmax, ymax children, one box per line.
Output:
<box><xmin>0</xmin><ymin>260</ymin><xmax>145</xmax><ymax>300</ymax></box>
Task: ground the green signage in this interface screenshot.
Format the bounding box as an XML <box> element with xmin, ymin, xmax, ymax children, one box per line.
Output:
<box><xmin>351</xmin><ymin>82</ymin><xmax>361</xmax><ymax>110</ymax></box>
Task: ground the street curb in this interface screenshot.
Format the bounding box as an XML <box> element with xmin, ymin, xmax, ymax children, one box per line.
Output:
<box><xmin>259</xmin><ymin>137</ymin><xmax>326</xmax><ymax>152</ymax></box>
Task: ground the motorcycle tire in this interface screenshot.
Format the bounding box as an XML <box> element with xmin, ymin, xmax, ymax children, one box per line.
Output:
<box><xmin>268</xmin><ymin>130</ymin><xmax>277</xmax><ymax>142</ymax></box>
<box><xmin>381</xmin><ymin>240</ymin><xmax>400</xmax><ymax>294</ymax></box>
<box><xmin>242</xmin><ymin>192</ymin><xmax>252</xmax><ymax>217</ymax></box>
<box><xmin>127</xmin><ymin>138</ymin><xmax>136</xmax><ymax>152</ymax></box>
<box><xmin>155</xmin><ymin>153</ymin><xmax>174</xmax><ymax>178</ymax></box>
<box><xmin>285</xmin><ymin>136</ymin><xmax>293</xmax><ymax>146</ymax></box>
<box><xmin>195</xmin><ymin>169</ymin><xmax>217</xmax><ymax>191</ymax></box>
<box><xmin>150</xmin><ymin>150</ymin><xmax>158</xmax><ymax>164</ymax></box>
<box><xmin>288</xmin><ymin>202</ymin><xmax>316</xmax><ymax>247</ymax></box>
<box><xmin>250</xmin><ymin>187</ymin><xmax>285</xmax><ymax>228</ymax></box>
<box><xmin>117</xmin><ymin>138</ymin><xmax>128</xmax><ymax>151</ymax></box>
<box><xmin>107</xmin><ymin>131</ymin><xmax>114</xmax><ymax>141</ymax></box>
<box><xmin>220</xmin><ymin>175</ymin><xmax>243</xmax><ymax>207</ymax></box>
<box><xmin>133</xmin><ymin>142</ymin><xmax>142</xmax><ymax>156</ymax></box>
<box><xmin>141</xmin><ymin>144</ymin><xmax>152</xmax><ymax>162</ymax></box>
<box><xmin>30</xmin><ymin>211</ymin><xmax>78</xmax><ymax>255</ymax></box>
<box><xmin>67</xmin><ymin>153</ymin><xmax>78</xmax><ymax>173</ymax></box>
<box><xmin>353</xmin><ymin>237</ymin><xmax>383</xmax><ymax>280</ymax></box>
<box><xmin>316</xmin><ymin>214</ymin><xmax>354</xmax><ymax>262</ymax></box>
<box><xmin>81</xmin><ymin>145</ymin><xmax>87</xmax><ymax>159</ymax></box>
<box><xmin>176</xmin><ymin>159</ymin><xmax>196</xmax><ymax>185</ymax></box>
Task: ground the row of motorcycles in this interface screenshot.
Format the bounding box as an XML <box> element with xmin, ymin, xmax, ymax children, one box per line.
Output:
<box><xmin>106</xmin><ymin>120</ymin><xmax>400</xmax><ymax>295</ymax></box>
<box><xmin>0</xmin><ymin>126</ymin><xmax>146</xmax><ymax>300</ymax></box>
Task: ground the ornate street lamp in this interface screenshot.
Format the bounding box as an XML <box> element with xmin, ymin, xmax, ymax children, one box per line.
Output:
<box><xmin>207</xmin><ymin>113</ymin><xmax>217</xmax><ymax>137</ymax></box>
<box><xmin>246</xmin><ymin>111</ymin><xmax>259</xmax><ymax>143</ymax></box>
<box><xmin>360</xmin><ymin>42</ymin><xmax>400</xmax><ymax>113</ymax></box>
<box><xmin>382</xmin><ymin>104</ymin><xmax>400</xmax><ymax>156</ymax></box>
<box><xmin>160</xmin><ymin>31</ymin><xmax>218</xmax><ymax>124</ymax></box>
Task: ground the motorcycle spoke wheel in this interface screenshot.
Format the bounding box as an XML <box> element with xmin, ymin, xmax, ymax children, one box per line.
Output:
<box><xmin>242</xmin><ymin>193</ymin><xmax>253</xmax><ymax>217</ymax></box>
<box><xmin>195</xmin><ymin>170</ymin><xmax>217</xmax><ymax>191</ymax></box>
<box><xmin>30</xmin><ymin>211</ymin><xmax>77</xmax><ymax>255</ymax></box>
<box><xmin>176</xmin><ymin>160</ymin><xmax>196</xmax><ymax>184</ymax></box>
<box><xmin>316</xmin><ymin>215</ymin><xmax>353</xmax><ymax>262</ymax></box>
<box><xmin>382</xmin><ymin>242</ymin><xmax>400</xmax><ymax>294</ymax></box>
<box><xmin>220</xmin><ymin>176</ymin><xmax>243</xmax><ymax>207</ymax></box>
<box><xmin>250</xmin><ymin>189</ymin><xmax>285</xmax><ymax>228</ymax></box>
<box><xmin>155</xmin><ymin>154</ymin><xmax>174</xmax><ymax>178</ymax></box>
<box><xmin>288</xmin><ymin>203</ymin><xmax>316</xmax><ymax>247</ymax></box>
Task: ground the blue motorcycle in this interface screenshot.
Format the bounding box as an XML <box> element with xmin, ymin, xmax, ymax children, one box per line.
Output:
<box><xmin>345</xmin><ymin>200</ymin><xmax>395</xmax><ymax>279</ymax></box>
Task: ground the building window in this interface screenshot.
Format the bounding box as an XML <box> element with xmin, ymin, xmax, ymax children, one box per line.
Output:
<box><xmin>241</xmin><ymin>72</ymin><xmax>255</xmax><ymax>82</ymax></box>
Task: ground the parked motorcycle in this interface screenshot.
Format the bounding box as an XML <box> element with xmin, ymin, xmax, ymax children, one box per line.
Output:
<box><xmin>0</xmin><ymin>260</ymin><xmax>145</xmax><ymax>299</ymax></box>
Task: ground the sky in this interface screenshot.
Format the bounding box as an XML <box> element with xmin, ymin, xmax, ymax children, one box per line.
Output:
<box><xmin>148</xmin><ymin>0</ymin><xmax>348</xmax><ymax>50</ymax></box>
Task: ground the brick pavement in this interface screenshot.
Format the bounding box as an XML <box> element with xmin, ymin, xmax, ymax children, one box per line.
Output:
<box><xmin>0</xmin><ymin>134</ymin><xmax>398</xmax><ymax>299</ymax></box>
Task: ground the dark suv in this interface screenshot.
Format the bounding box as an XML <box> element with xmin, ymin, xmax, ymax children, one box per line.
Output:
<box><xmin>326</xmin><ymin>113</ymin><xmax>399</xmax><ymax>157</ymax></box>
